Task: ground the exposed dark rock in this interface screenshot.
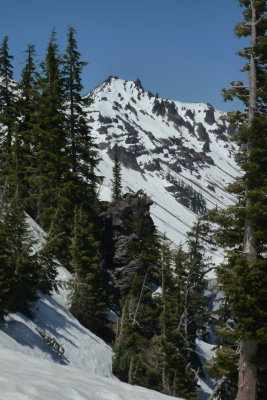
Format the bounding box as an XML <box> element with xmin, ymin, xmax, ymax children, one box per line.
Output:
<box><xmin>123</xmin><ymin>121</ymin><xmax>139</xmax><ymax>136</ymax></box>
<box><xmin>108</xmin><ymin>145</ymin><xmax>141</xmax><ymax>171</ymax></box>
<box><xmin>125</xmin><ymin>135</ymin><xmax>139</xmax><ymax>144</ymax></box>
<box><xmin>101</xmin><ymin>97</ymin><xmax>107</xmax><ymax>101</ymax></box>
<box><xmin>139</xmin><ymin>110</ymin><xmax>147</xmax><ymax>116</ymax></box>
<box><xmin>100</xmin><ymin>191</ymin><xmax>154</xmax><ymax>297</ymax></box>
<box><xmin>144</xmin><ymin>158</ymin><xmax>161</xmax><ymax>172</ymax></box>
<box><xmin>151</xmin><ymin>146</ymin><xmax>164</xmax><ymax>155</ymax></box>
<box><xmin>219</xmin><ymin>134</ymin><xmax>228</xmax><ymax>142</ymax></box>
<box><xmin>185</xmin><ymin>109</ymin><xmax>195</xmax><ymax>120</ymax></box>
<box><xmin>169</xmin><ymin>136</ymin><xmax>182</xmax><ymax>146</ymax></box>
<box><xmin>152</xmin><ymin>99</ymin><xmax>166</xmax><ymax>117</ymax></box>
<box><xmin>160</xmin><ymin>138</ymin><xmax>173</xmax><ymax>147</ymax></box>
<box><xmin>202</xmin><ymin>141</ymin><xmax>211</xmax><ymax>153</ymax></box>
<box><xmin>207</xmin><ymin>184</ymin><xmax>215</xmax><ymax>192</ymax></box>
<box><xmin>114</xmin><ymin>101</ymin><xmax>122</xmax><ymax>109</ymax></box>
<box><xmin>98</xmin><ymin>114</ymin><xmax>113</xmax><ymax>124</ymax></box>
<box><xmin>204</xmin><ymin>106</ymin><xmax>215</xmax><ymax>125</ymax></box>
<box><xmin>197</xmin><ymin>123</ymin><xmax>210</xmax><ymax>142</ymax></box>
<box><xmin>104</xmin><ymin>75</ymin><xmax>119</xmax><ymax>85</ymax></box>
<box><xmin>184</xmin><ymin>120</ymin><xmax>195</xmax><ymax>135</ymax></box>
<box><xmin>97</xmin><ymin>126</ymin><xmax>108</xmax><ymax>135</ymax></box>
<box><xmin>147</xmin><ymin>91</ymin><xmax>154</xmax><ymax>99</ymax></box>
<box><xmin>163</xmin><ymin>161</ymin><xmax>182</xmax><ymax>174</ymax></box>
<box><xmin>134</xmin><ymin>78</ymin><xmax>144</xmax><ymax>92</ymax></box>
<box><xmin>210</xmin><ymin>124</ymin><xmax>229</xmax><ymax>142</ymax></box>
<box><xmin>125</xmin><ymin>102</ymin><xmax>138</xmax><ymax>116</ymax></box>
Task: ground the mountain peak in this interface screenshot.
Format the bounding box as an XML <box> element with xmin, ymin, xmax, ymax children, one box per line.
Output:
<box><xmin>84</xmin><ymin>76</ymin><xmax>239</xmax><ymax>248</ymax></box>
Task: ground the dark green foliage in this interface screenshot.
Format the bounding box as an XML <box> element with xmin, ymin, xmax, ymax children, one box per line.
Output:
<box><xmin>153</xmin><ymin>236</ymin><xmax>199</xmax><ymax>399</ymax></box>
<box><xmin>113</xmin><ymin>275</ymin><xmax>160</xmax><ymax>390</ymax></box>
<box><xmin>113</xmin><ymin>220</ymin><xmax>212</xmax><ymax>398</ymax></box>
<box><xmin>167</xmin><ymin>174</ymin><xmax>207</xmax><ymax>215</ymax></box>
<box><xmin>0</xmin><ymin>182</ymin><xmax>57</xmax><ymax>317</ymax></box>
<box><xmin>127</xmin><ymin>192</ymin><xmax>161</xmax><ymax>278</ymax></box>
<box><xmin>69</xmin><ymin>204</ymin><xmax>109</xmax><ymax>340</ymax></box>
<box><xmin>35</xmin><ymin>30</ymin><xmax>70</xmax><ymax>231</ymax></box>
<box><xmin>207</xmin><ymin>2</ymin><xmax>267</xmax><ymax>397</ymax></box>
<box><xmin>63</xmin><ymin>26</ymin><xmax>99</xmax><ymax>186</ymax></box>
<box><xmin>15</xmin><ymin>44</ymin><xmax>40</xmax><ymax>217</ymax></box>
<box><xmin>111</xmin><ymin>146</ymin><xmax>122</xmax><ymax>202</ymax></box>
<box><xmin>0</xmin><ymin>36</ymin><xmax>18</xmax><ymax>157</ymax></box>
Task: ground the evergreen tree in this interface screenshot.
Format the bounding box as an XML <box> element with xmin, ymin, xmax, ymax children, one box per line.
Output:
<box><xmin>63</xmin><ymin>26</ymin><xmax>99</xmax><ymax>188</ymax></box>
<box><xmin>209</xmin><ymin>2</ymin><xmax>267</xmax><ymax>399</ymax></box>
<box><xmin>35</xmin><ymin>29</ymin><xmax>69</xmax><ymax>231</ymax></box>
<box><xmin>113</xmin><ymin>274</ymin><xmax>159</xmax><ymax>389</ymax></box>
<box><xmin>183</xmin><ymin>219</ymin><xmax>212</xmax><ymax>345</ymax></box>
<box><xmin>0</xmin><ymin>36</ymin><xmax>18</xmax><ymax>177</ymax></box>
<box><xmin>53</xmin><ymin>26</ymin><xmax>101</xmax><ymax>268</ymax></box>
<box><xmin>69</xmin><ymin>204</ymin><xmax>109</xmax><ymax>340</ymax></box>
<box><xmin>127</xmin><ymin>192</ymin><xmax>160</xmax><ymax>278</ymax></box>
<box><xmin>0</xmin><ymin>181</ymin><xmax>57</xmax><ymax>317</ymax></box>
<box><xmin>111</xmin><ymin>146</ymin><xmax>122</xmax><ymax>202</ymax></box>
<box><xmin>15</xmin><ymin>44</ymin><xmax>40</xmax><ymax>217</ymax></box>
<box><xmin>153</xmin><ymin>236</ymin><xmax>199</xmax><ymax>399</ymax></box>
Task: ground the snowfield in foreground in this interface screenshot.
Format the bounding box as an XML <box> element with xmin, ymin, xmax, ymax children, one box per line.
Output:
<box><xmin>0</xmin><ymin>269</ymin><xmax>184</xmax><ymax>400</ymax></box>
<box><xmin>0</xmin><ymin>347</ymin><xmax>184</xmax><ymax>400</ymax></box>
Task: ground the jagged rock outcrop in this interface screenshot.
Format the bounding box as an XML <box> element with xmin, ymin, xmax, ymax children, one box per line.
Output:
<box><xmin>100</xmin><ymin>191</ymin><xmax>154</xmax><ymax>298</ymax></box>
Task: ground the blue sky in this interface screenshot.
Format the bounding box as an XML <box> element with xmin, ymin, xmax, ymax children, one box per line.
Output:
<box><xmin>1</xmin><ymin>0</ymin><xmax>248</xmax><ymax>111</ymax></box>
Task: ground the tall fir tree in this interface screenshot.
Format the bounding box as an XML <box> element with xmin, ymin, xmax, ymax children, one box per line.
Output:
<box><xmin>63</xmin><ymin>26</ymin><xmax>100</xmax><ymax>191</ymax></box>
<box><xmin>0</xmin><ymin>181</ymin><xmax>57</xmax><ymax>317</ymax></box>
<box><xmin>209</xmin><ymin>2</ymin><xmax>267</xmax><ymax>399</ymax></box>
<box><xmin>15</xmin><ymin>44</ymin><xmax>40</xmax><ymax>217</ymax></box>
<box><xmin>35</xmin><ymin>29</ymin><xmax>70</xmax><ymax>231</ymax></box>
<box><xmin>111</xmin><ymin>146</ymin><xmax>122</xmax><ymax>202</ymax></box>
<box><xmin>0</xmin><ymin>36</ymin><xmax>18</xmax><ymax>179</ymax></box>
<box><xmin>69</xmin><ymin>204</ymin><xmax>109</xmax><ymax>340</ymax></box>
<box><xmin>153</xmin><ymin>236</ymin><xmax>199</xmax><ymax>399</ymax></box>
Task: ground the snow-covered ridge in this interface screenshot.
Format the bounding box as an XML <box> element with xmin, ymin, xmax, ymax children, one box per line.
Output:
<box><xmin>84</xmin><ymin>76</ymin><xmax>240</xmax><ymax>251</ymax></box>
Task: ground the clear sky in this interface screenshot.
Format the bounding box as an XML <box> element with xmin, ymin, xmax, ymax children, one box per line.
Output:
<box><xmin>1</xmin><ymin>0</ymin><xmax>248</xmax><ymax>112</ymax></box>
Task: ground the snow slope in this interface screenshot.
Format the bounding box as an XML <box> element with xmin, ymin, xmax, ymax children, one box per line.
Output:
<box><xmin>84</xmin><ymin>77</ymin><xmax>240</xmax><ymax>270</ymax></box>
<box><xmin>0</xmin><ymin>263</ymin><xmax>184</xmax><ymax>400</ymax></box>
<box><xmin>0</xmin><ymin>290</ymin><xmax>184</xmax><ymax>400</ymax></box>
<box><xmin>0</xmin><ymin>346</ymin><xmax>184</xmax><ymax>400</ymax></box>
<box><xmin>0</xmin><ymin>214</ymin><xmax>185</xmax><ymax>400</ymax></box>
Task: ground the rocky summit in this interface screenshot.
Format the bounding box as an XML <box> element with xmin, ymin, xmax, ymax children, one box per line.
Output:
<box><xmin>83</xmin><ymin>76</ymin><xmax>240</xmax><ymax>249</ymax></box>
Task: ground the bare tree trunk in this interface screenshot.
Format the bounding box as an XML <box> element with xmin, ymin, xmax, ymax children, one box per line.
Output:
<box><xmin>237</xmin><ymin>339</ymin><xmax>257</xmax><ymax>400</ymax></box>
<box><xmin>132</xmin><ymin>266</ymin><xmax>151</xmax><ymax>327</ymax></box>
<box><xmin>128</xmin><ymin>356</ymin><xmax>134</xmax><ymax>384</ymax></box>
<box><xmin>115</xmin><ymin>302</ymin><xmax>126</xmax><ymax>346</ymax></box>
<box><xmin>208</xmin><ymin>376</ymin><xmax>226</xmax><ymax>400</ymax></box>
<box><xmin>237</xmin><ymin>2</ymin><xmax>258</xmax><ymax>399</ymax></box>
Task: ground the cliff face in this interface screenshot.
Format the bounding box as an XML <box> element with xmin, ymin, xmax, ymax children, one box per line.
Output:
<box><xmin>100</xmin><ymin>191</ymin><xmax>154</xmax><ymax>298</ymax></box>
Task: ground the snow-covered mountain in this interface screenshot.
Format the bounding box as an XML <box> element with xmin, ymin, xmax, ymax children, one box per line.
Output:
<box><xmin>0</xmin><ymin>77</ymin><xmax>239</xmax><ymax>400</ymax></box>
<box><xmin>85</xmin><ymin>77</ymin><xmax>239</xmax><ymax>251</ymax></box>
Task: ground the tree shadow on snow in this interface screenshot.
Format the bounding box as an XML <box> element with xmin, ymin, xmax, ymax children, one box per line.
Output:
<box><xmin>0</xmin><ymin>318</ymin><xmax>68</xmax><ymax>365</ymax></box>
